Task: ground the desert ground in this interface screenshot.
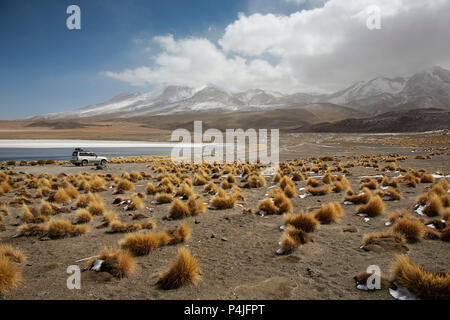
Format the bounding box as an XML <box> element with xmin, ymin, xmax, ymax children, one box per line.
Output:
<box><xmin>0</xmin><ymin>131</ymin><xmax>449</xmax><ymax>300</ymax></box>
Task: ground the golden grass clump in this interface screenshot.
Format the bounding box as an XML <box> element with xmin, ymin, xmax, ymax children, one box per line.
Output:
<box><xmin>360</xmin><ymin>179</ymin><xmax>378</xmax><ymax>190</ymax></box>
<box><xmin>306</xmin><ymin>178</ymin><xmax>321</xmax><ymax>187</ymax></box>
<box><xmin>88</xmin><ymin>247</ymin><xmax>135</xmax><ymax>278</ymax></box>
<box><xmin>114</xmin><ymin>179</ymin><xmax>135</xmax><ymax>194</ymax></box>
<box><xmin>273</xmin><ymin>193</ymin><xmax>293</xmax><ymax>214</ymax></box>
<box><xmin>344</xmin><ymin>187</ymin><xmax>372</xmax><ymax>204</ymax></box>
<box><xmin>390</xmin><ymin>255</ymin><xmax>450</xmax><ymax>299</ymax></box>
<box><xmin>420</xmin><ymin>174</ymin><xmax>435</xmax><ymax>183</ymax></box>
<box><xmin>0</xmin><ymin>255</ymin><xmax>21</xmax><ymax>295</ymax></box>
<box><xmin>314</xmin><ymin>202</ymin><xmax>343</xmax><ymax>224</ymax></box>
<box><xmin>283</xmin><ymin>184</ymin><xmax>297</xmax><ymax>198</ymax></box>
<box><xmin>258</xmin><ymin>199</ymin><xmax>279</xmax><ymax>215</ymax></box>
<box><xmin>119</xmin><ymin>231</ymin><xmax>170</xmax><ymax>256</ymax></box>
<box><xmin>279</xmin><ymin>233</ymin><xmax>298</xmax><ymax>254</ymax></box>
<box><xmin>64</xmin><ymin>184</ymin><xmax>79</xmax><ymax>199</ymax></box>
<box><xmin>47</xmin><ymin>219</ymin><xmax>88</xmax><ymax>239</ymax></box>
<box><xmin>76</xmin><ymin>209</ymin><xmax>93</xmax><ymax>224</ymax></box>
<box><xmin>283</xmin><ymin>210</ymin><xmax>319</xmax><ymax>233</ymax></box>
<box><xmin>127</xmin><ymin>195</ymin><xmax>144</xmax><ymax>211</ymax></box>
<box><xmin>441</xmin><ymin>225</ymin><xmax>450</xmax><ymax>242</ymax></box>
<box><xmin>175</xmin><ymin>183</ymin><xmax>194</xmax><ymax>199</ymax></box>
<box><xmin>156</xmin><ymin>247</ymin><xmax>200</xmax><ymax>290</ymax></box>
<box><xmin>146</xmin><ymin>182</ymin><xmax>157</xmax><ymax>195</ymax></box>
<box><xmin>167</xmin><ymin>222</ymin><xmax>192</xmax><ymax>245</ymax></box>
<box><xmin>53</xmin><ymin>188</ymin><xmax>70</xmax><ymax>204</ymax></box>
<box><xmin>357</xmin><ymin>195</ymin><xmax>385</xmax><ymax>217</ymax></box>
<box><xmin>377</xmin><ymin>187</ymin><xmax>402</xmax><ymax>201</ymax></box>
<box><xmin>169</xmin><ymin>199</ymin><xmax>190</xmax><ymax>219</ymax></box>
<box><xmin>0</xmin><ymin>245</ymin><xmax>26</xmax><ymax>263</ymax></box>
<box><xmin>187</xmin><ymin>197</ymin><xmax>206</xmax><ymax>216</ymax></box>
<box><xmin>88</xmin><ymin>199</ymin><xmax>106</xmax><ymax>216</ymax></box>
<box><xmin>392</xmin><ymin>218</ymin><xmax>424</xmax><ymax>242</ymax></box>
<box><xmin>193</xmin><ymin>173</ymin><xmax>207</xmax><ymax>186</ymax></box>
<box><xmin>109</xmin><ymin>220</ymin><xmax>142</xmax><ymax>233</ymax></box>
<box><xmin>285</xmin><ymin>225</ymin><xmax>312</xmax><ymax>245</ymax></box>
<box><xmin>306</xmin><ymin>185</ymin><xmax>331</xmax><ymax>196</ymax></box>
<box><xmin>155</xmin><ymin>193</ymin><xmax>174</xmax><ymax>204</ymax></box>
<box><xmin>210</xmin><ymin>192</ymin><xmax>236</xmax><ymax>209</ymax></box>
<box><xmin>422</xmin><ymin>193</ymin><xmax>443</xmax><ymax>217</ymax></box>
<box><xmin>89</xmin><ymin>176</ymin><xmax>106</xmax><ymax>192</ymax></box>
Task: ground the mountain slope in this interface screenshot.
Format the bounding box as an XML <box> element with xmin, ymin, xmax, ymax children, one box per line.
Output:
<box><xmin>30</xmin><ymin>66</ymin><xmax>450</xmax><ymax>120</ymax></box>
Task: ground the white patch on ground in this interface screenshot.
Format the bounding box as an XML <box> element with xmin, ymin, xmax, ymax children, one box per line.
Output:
<box><xmin>389</xmin><ymin>283</ymin><xmax>419</xmax><ymax>300</ymax></box>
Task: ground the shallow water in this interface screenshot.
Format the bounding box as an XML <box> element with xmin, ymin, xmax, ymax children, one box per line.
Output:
<box><xmin>0</xmin><ymin>147</ymin><xmax>174</xmax><ymax>161</ymax></box>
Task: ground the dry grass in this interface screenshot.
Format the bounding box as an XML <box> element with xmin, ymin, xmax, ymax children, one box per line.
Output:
<box><xmin>187</xmin><ymin>197</ymin><xmax>206</xmax><ymax>216</ymax></box>
<box><xmin>423</xmin><ymin>193</ymin><xmax>443</xmax><ymax>217</ymax></box>
<box><xmin>167</xmin><ymin>222</ymin><xmax>192</xmax><ymax>245</ymax></box>
<box><xmin>156</xmin><ymin>247</ymin><xmax>200</xmax><ymax>290</ymax></box>
<box><xmin>53</xmin><ymin>188</ymin><xmax>70</xmax><ymax>204</ymax></box>
<box><xmin>344</xmin><ymin>187</ymin><xmax>372</xmax><ymax>204</ymax></box>
<box><xmin>283</xmin><ymin>184</ymin><xmax>297</xmax><ymax>198</ymax></box>
<box><xmin>88</xmin><ymin>200</ymin><xmax>106</xmax><ymax>216</ymax></box>
<box><xmin>357</xmin><ymin>195</ymin><xmax>385</xmax><ymax>217</ymax></box>
<box><xmin>0</xmin><ymin>245</ymin><xmax>26</xmax><ymax>263</ymax></box>
<box><xmin>279</xmin><ymin>233</ymin><xmax>298</xmax><ymax>254</ymax></box>
<box><xmin>420</xmin><ymin>174</ymin><xmax>435</xmax><ymax>183</ymax></box>
<box><xmin>64</xmin><ymin>184</ymin><xmax>79</xmax><ymax>199</ymax></box>
<box><xmin>258</xmin><ymin>199</ymin><xmax>279</xmax><ymax>215</ymax></box>
<box><xmin>119</xmin><ymin>231</ymin><xmax>170</xmax><ymax>256</ymax></box>
<box><xmin>76</xmin><ymin>209</ymin><xmax>92</xmax><ymax>224</ymax></box>
<box><xmin>392</xmin><ymin>218</ymin><xmax>424</xmax><ymax>242</ymax></box>
<box><xmin>146</xmin><ymin>182</ymin><xmax>157</xmax><ymax>195</ymax></box>
<box><xmin>390</xmin><ymin>255</ymin><xmax>450</xmax><ymax>299</ymax></box>
<box><xmin>88</xmin><ymin>247</ymin><xmax>135</xmax><ymax>278</ymax></box>
<box><xmin>306</xmin><ymin>178</ymin><xmax>321</xmax><ymax>187</ymax></box>
<box><xmin>306</xmin><ymin>185</ymin><xmax>331</xmax><ymax>196</ymax></box>
<box><xmin>314</xmin><ymin>202</ymin><xmax>343</xmax><ymax>224</ymax></box>
<box><xmin>114</xmin><ymin>179</ymin><xmax>135</xmax><ymax>194</ymax></box>
<box><xmin>155</xmin><ymin>193</ymin><xmax>174</xmax><ymax>204</ymax></box>
<box><xmin>441</xmin><ymin>225</ymin><xmax>450</xmax><ymax>242</ymax></box>
<box><xmin>283</xmin><ymin>211</ymin><xmax>319</xmax><ymax>233</ymax></box>
<box><xmin>109</xmin><ymin>220</ymin><xmax>143</xmax><ymax>233</ymax></box>
<box><xmin>0</xmin><ymin>255</ymin><xmax>21</xmax><ymax>295</ymax></box>
<box><xmin>169</xmin><ymin>199</ymin><xmax>190</xmax><ymax>219</ymax></box>
<box><xmin>47</xmin><ymin>219</ymin><xmax>88</xmax><ymax>239</ymax></box>
<box><xmin>210</xmin><ymin>192</ymin><xmax>236</xmax><ymax>209</ymax></box>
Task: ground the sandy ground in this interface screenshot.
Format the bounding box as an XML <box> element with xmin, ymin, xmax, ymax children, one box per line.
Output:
<box><xmin>0</xmin><ymin>132</ymin><xmax>449</xmax><ymax>300</ymax></box>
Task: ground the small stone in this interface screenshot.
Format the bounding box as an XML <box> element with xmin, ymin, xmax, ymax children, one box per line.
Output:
<box><xmin>343</xmin><ymin>226</ymin><xmax>358</xmax><ymax>233</ymax></box>
<box><xmin>221</xmin><ymin>237</ymin><xmax>228</xmax><ymax>241</ymax></box>
<box><xmin>195</xmin><ymin>220</ymin><xmax>200</xmax><ymax>224</ymax></box>
<box><xmin>210</xmin><ymin>234</ymin><xmax>216</xmax><ymax>239</ymax></box>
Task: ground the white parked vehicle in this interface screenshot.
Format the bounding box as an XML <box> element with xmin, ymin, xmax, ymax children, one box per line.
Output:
<box><xmin>71</xmin><ymin>148</ymin><xmax>107</xmax><ymax>166</ymax></box>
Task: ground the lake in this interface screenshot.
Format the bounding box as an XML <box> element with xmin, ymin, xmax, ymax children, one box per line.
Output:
<box><xmin>0</xmin><ymin>140</ymin><xmax>236</xmax><ymax>161</ymax></box>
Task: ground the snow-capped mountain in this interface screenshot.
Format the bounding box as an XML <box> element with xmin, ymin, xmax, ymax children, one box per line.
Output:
<box><xmin>31</xmin><ymin>66</ymin><xmax>450</xmax><ymax>120</ymax></box>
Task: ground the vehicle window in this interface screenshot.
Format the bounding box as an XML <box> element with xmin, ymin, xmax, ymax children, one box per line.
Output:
<box><xmin>90</xmin><ymin>153</ymin><xmax>96</xmax><ymax>157</ymax></box>
<box><xmin>80</xmin><ymin>152</ymin><xmax>87</xmax><ymax>156</ymax></box>
<box><xmin>72</xmin><ymin>152</ymin><xmax>77</xmax><ymax>156</ymax></box>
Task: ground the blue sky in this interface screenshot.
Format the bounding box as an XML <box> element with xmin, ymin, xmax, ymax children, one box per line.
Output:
<box><xmin>0</xmin><ymin>0</ymin><xmax>315</xmax><ymax>119</ymax></box>
<box><xmin>1</xmin><ymin>0</ymin><xmax>449</xmax><ymax>119</ymax></box>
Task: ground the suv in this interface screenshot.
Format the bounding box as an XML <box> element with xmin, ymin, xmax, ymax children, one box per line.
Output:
<box><xmin>71</xmin><ymin>148</ymin><xmax>107</xmax><ymax>166</ymax></box>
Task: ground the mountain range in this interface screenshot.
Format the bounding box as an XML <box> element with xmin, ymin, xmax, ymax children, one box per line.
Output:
<box><xmin>31</xmin><ymin>66</ymin><xmax>450</xmax><ymax>121</ymax></box>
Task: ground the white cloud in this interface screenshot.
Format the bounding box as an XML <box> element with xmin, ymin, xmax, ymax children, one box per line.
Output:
<box><xmin>104</xmin><ymin>0</ymin><xmax>450</xmax><ymax>93</ymax></box>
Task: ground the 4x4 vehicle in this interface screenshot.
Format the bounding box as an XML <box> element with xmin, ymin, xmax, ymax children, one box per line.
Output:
<box><xmin>71</xmin><ymin>148</ymin><xmax>107</xmax><ymax>166</ymax></box>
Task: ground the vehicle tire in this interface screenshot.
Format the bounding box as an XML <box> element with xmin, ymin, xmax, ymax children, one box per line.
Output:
<box><xmin>81</xmin><ymin>160</ymin><xmax>88</xmax><ymax>166</ymax></box>
<box><xmin>100</xmin><ymin>160</ymin><xmax>107</xmax><ymax>166</ymax></box>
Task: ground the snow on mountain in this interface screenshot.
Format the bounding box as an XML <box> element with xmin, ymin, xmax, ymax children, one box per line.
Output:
<box><xmin>31</xmin><ymin>66</ymin><xmax>450</xmax><ymax>120</ymax></box>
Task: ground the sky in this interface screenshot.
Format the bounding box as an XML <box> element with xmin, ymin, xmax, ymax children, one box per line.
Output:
<box><xmin>1</xmin><ymin>0</ymin><xmax>450</xmax><ymax>119</ymax></box>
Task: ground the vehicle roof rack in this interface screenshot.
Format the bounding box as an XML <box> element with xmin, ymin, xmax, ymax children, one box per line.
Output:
<box><xmin>74</xmin><ymin>148</ymin><xmax>84</xmax><ymax>151</ymax></box>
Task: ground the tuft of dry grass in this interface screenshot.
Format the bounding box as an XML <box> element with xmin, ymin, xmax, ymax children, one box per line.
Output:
<box><xmin>258</xmin><ymin>199</ymin><xmax>279</xmax><ymax>215</ymax></box>
<box><xmin>360</xmin><ymin>179</ymin><xmax>378</xmax><ymax>190</ymax></box>
<box><xmin>0</xmin><ymin>255</ymin><xmax>22</xmax><ymax>295</ymax></box>
<box><xmin>283</xmin><ymin>211</ymin><xmax>319</xmax><ymax>233</ymax></box>
<box><xmin>119</xmin><ymin>231</ymin><xmax>170</xmax><ymax>256</ymax></box>
<box><xmin>167</xmin><ymin>222</ymin><xmax>192</xmax><ymax>245</ymax></box>
<box><xmin>392</xmin><ymin>218</ymin><xmax>424</xmax><ymax>242</ymax></box>
<box><xmin>344</xmin><ymin>187</ymin><xmax>372</xmax><ymax>204</ymax></box>
<box><xmin>273</xmin><ymin>193</ymin><xmax>293</xmax><ymax>214</ymax></box>
<box><xmin>53</xmin><ymin>188</ymin><xmax>70</xmax><ymax>204</ymax></box>
<box><xmin>76</xmin><ymin>209</ymin><xmax>92</xmax><ymax>224</ymax></box>
<box><xmin>88</xmin><ymin>247</ymin><xmax>135</xmax><ymax>278</ymax></box>
<box><xmin>156</xmin><ymin>247</ymin><xmax>200</xmax><ymax>290</ymax></box>
<box><xmin>146</xmin><ymin>182</ymin><xmax>157</xmax><ymax>195</ymax></box>
<box><xmin>47</xmin><ymin>219</ymin><xmax>88</xmax><ymax>239</ymax></box>
<box><xmin>441</xmin><ymin>225</ymin><xmax>450</xmax><ymax>242</ymax></box>
<box><xmin>279</xmin><ymin>233</ymin><xmax>298</xmax><ymax>254</ymax></box>
<box><xmin>306</xmin><ymin>185</ymin><xmax>331</xmax><ymax>196</ymax></box>
<box><xmin>155</xmin><ymin>193</ymin><xmax>174</xmax><ymax>204</ymax></box>
<box><xmin>420</xmin><ymin>174</ymin><xmax>435</xmax><ymax>183</ymax></box>
<box><xmin>210</xmin><ymin>192</ymin><xmax>236</xmax><ymax>209</ymax></box>
<box><xmin>114</xmin><ymin>179</ymin><xmax>135</xmax><ymax>194</ymax></box>
<box><xmin>0</xmin><ymin>245</ymin><xmax>26</xmax><ymax>263</ymax></box>
<box><xmin>64</xmin><ymin>184</ymin><xmax>79</xmax><ymax>199</ymax></box>
<box><xmin>169</xmin><ymin>199</ymin><xmax>190</xmax><ymax>219</ymax></box>
<box><xmin>314</xmin><ymin>202</ymin><xmax>343</xmax><ymax>224</ymax></box>
<box><xmin>88</xmin><ymin>200</ymin><xmax>106</xmax><ymax>216</ymax></box>
<box><xmin>109</xmin><ymin>220</ymin><xmax>142</xmax><ymax>233</ymax></box>
<box><xmin>283</xmin><ymin>184</ymin><xmax>297</xmax><ymax>198</ymax></box>
<box><xmin>306</xmin><ymin>178</ymin><xmax>321</xmax><ymax>187</ymax></box>
<box><xmin>390</xmin><ymin>255</ymin><xmax>450</xmax><ymax>299</ymax></box>
<box><xmin>422</xmin><ymin>193</ymin><xmax>443</xmax><ymax>217</ymax></box>
<box><xmin>357</xmin><ymin>195</ymin><xmax>385</xmax><ymax>217</ymax></box>
<box><xmin>187</xmin><ymin>197</ymin><xmax>206</xmax><ymax>216</ymax></box>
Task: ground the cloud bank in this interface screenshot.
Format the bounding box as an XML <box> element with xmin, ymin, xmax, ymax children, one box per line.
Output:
<box><xmin>104</xmin><ymin>0</ymin><xmax>450</xmax><ymax>93</ymax></box>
